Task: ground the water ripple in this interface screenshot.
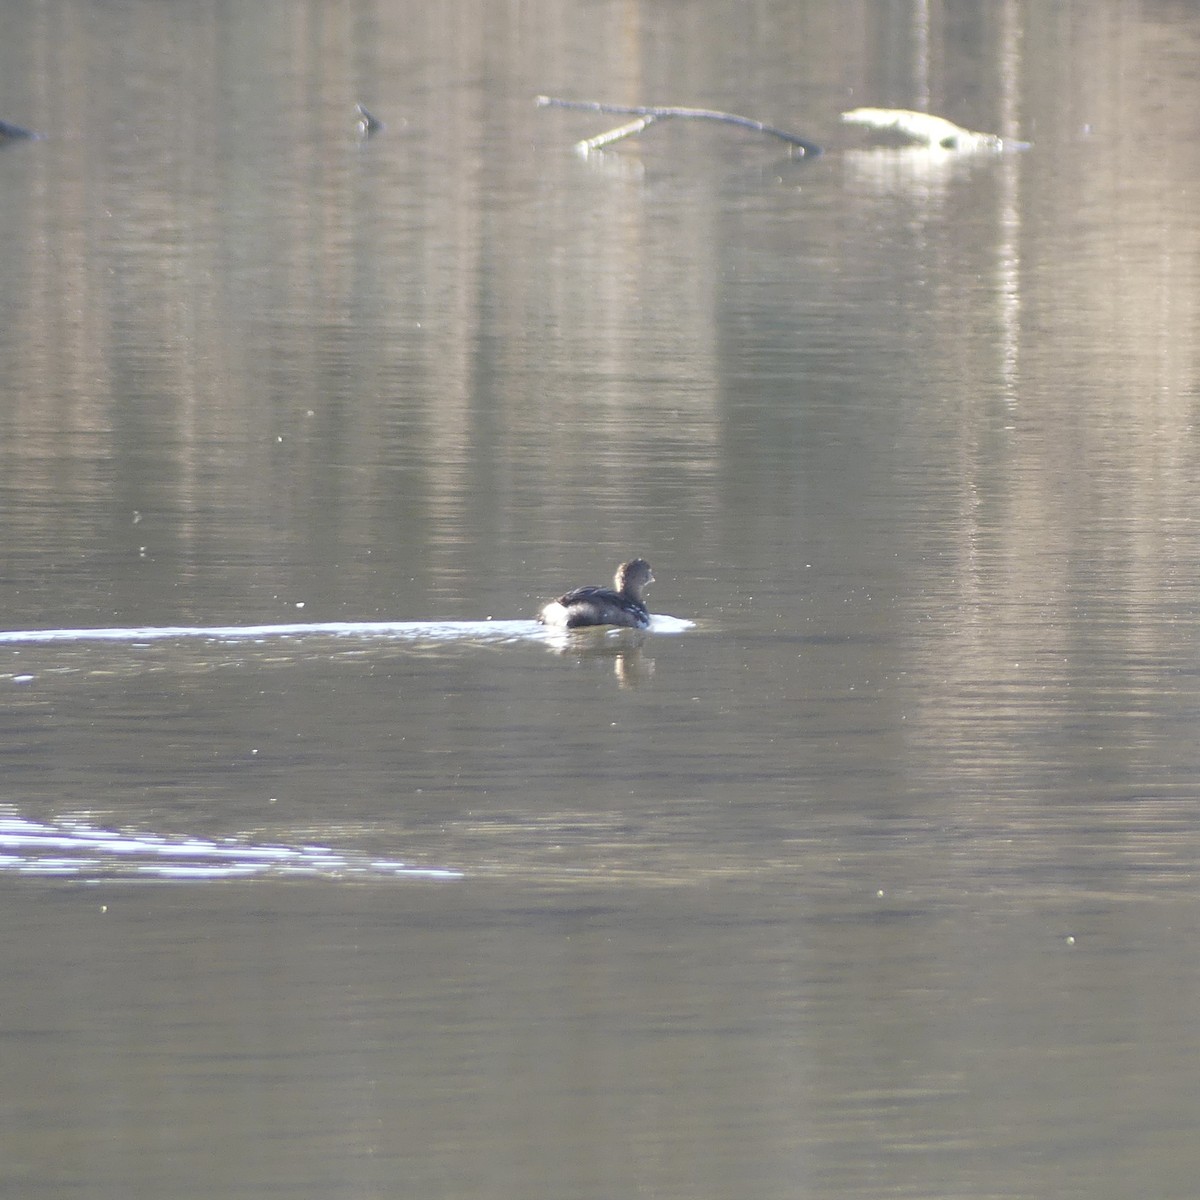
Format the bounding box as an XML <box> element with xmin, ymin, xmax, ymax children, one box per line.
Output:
<box><xmin>0</xmin><ymin>812</ymin><xmax>463</xmax><ymax>882</ymax></box>
<box><xmin>0</xmin><ymin>616</ymin><xmax>694</xmax><ymax>646</ymax></box>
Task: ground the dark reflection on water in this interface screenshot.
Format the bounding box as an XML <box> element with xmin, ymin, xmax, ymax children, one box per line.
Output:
<box><xmin>4</xmin><ymin>0</ymin><xmax>1200</xmax><ymax>1196</ymax></box>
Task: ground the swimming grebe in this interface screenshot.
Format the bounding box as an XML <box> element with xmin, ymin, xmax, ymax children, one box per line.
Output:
<box><xmin>538</xmin><ymin>559</ymin><xmax>654</xmax><ymax>630</ymax></box>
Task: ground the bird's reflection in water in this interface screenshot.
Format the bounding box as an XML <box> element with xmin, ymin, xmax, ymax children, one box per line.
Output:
<box><xmin>541</xmin><ymin>628</ymin><xmax>654</xmax><ymax>686</ymax></box>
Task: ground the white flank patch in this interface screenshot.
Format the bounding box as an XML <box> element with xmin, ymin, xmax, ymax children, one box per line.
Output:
<box><xmin>539</xmin><ymin>601</ymin><xmax>571</xmax><ymax>628</ymax></box>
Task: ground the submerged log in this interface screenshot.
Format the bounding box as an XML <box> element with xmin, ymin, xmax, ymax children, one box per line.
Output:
<box><xmin>536</xmin><ymin>95</ymin><xmax>822</xmax><ymax>158</ymax></box>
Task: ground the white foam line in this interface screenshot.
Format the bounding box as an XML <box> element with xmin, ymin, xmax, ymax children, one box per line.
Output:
<box><xmin>0</xmin><ymin>814</ymin><xmax>465</xmax><ymax>881</ymax></box>
<box><xmin>0</xmin><ymin>832</ymin><xmax>93</xmax><ymax>851</ymax></box>
<box><xmin>0</xmin><ymin>616</ymin><xmax>694</xmax><ymax>646</ymax></box>
<box><xmin>0</xmin><ymin>620</ymin><xmax>540</xmax><ymax>645</ymax></box>
<box><xmin>138</xmin><ymin>863</ymin><xmax>268</xmax><ymax>879</ymax></box>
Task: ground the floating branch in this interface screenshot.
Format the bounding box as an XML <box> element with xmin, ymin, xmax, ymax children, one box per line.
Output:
<box><xmin>578</xmin><ymin>114</ymin><xmax>662</xmax><ymax>151</ymax></box>
<box><xmin>536</xmin><ymin>95</ymin><xmax>822</xmax><ymax>158</ymax></box>
<box><xmin>841</xmin><ymin>108</ymin><xmax>1030</xmax><ymax>153</ymax></box>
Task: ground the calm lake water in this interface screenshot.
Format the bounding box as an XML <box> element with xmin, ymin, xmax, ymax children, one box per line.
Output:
<box><xmin>3</xmin><ymin>1</ymin><xmax>1200</xmax><ymax>1197</ymax></box>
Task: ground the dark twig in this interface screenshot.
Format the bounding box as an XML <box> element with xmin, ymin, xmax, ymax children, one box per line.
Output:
<box><xmin>536</xmin><ymin>95</ymin><xmax>821</xmax><ymax>158</ymax></box>
<box><xmin>0</xmin><ymin>119</ymin><xmax>42</xmax><ymax>142</ymax></box>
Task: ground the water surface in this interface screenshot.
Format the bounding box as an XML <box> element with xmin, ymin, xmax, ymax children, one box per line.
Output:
<box><xmin>3</xmin><ymin>1</ymin><xmax>1200</xmax><ymax>1197</ymax></box>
